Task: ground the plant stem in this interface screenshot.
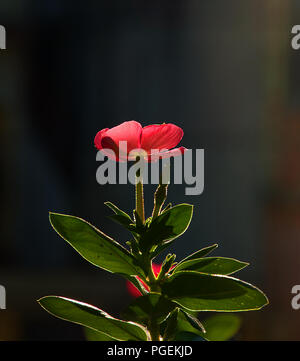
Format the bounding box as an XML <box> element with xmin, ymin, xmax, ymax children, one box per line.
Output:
<box><xmin>149</xmin><ymin>320</ymin><xmax>160</xmax><ymax>341</ymax></box>
<box><xmin>135</xmin><ymin>161</ymin><xmax>145</xmax><ymax>224</ymax></box>
<box><xmin>147</xmin><ymin>259</ymin><xmax>161</xmax><ymax>341</ymax></box>
<box><xmin>135</xmin><ymin>159</ymin><xmax>160</xmax><ymax>340</ymax></box>
<box><xmin>135</xmin><ymin>180</ymin><xmax>145</xmax><ymax>223</ymax></box>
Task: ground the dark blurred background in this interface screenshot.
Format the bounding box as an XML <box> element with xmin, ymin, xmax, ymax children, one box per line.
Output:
<box><xmin>1</xmin><ymin>0</ymin><xmax>300</xmax><ymax>340</ymax></box>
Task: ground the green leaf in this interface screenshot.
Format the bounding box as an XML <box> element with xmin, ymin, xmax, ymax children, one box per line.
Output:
<box><xmin>179</xmin><ymin>310</ymin><xmax>206</xmax><ymax>333</ymax></box>
<box><xmin>178</xmin><ymin>244</ymin><xmax>218</xmax><ymax>264</ymax></box>
<box><xmin>162</xmin><ymin>203</ymin><xmax>172</xmax><ymax>213</ymax></box>
<box><xmin>173</xmin><ymin>257</ymin><xmax>248</xmax><ymax>275</ymax></box>
<box><xmin>124</xmin><ymin>275</ymin><xmax>148</xmax><ymax>296</ymax></box>
<box><xmin>173</xmin><ymin>310</ymin><xmax>206</xmax><ymax>341</ymax></box>
<box><xmin>49</xmin><ymin>213</ymin><xmax>144</xmax><ymax>278</ymax></box>
<box><xmin>168</xmin><ymin>312</ymin><xmax>241</xmax><ymax>341</ymax></box>
<box><xmin>105</xmin><ymin>202</ymin><xmax>133</xmax><ymax>225</ymax></box>
<box><xmin>150</xmin><ymin>242</ymin><xmax>174</xmax><ymax>259</ymax></box>
<box><xmin>152</xmin><ymin>183</ymin><xmax>168</xmax><ymax>219</ymax></box>
<box><xmin>162</xmin><ymin>309</ymin><xmax>205</xmax><ymax>341</ymax></box>
<box><xmin>162</xmin><ymin>309</ymin><xmax>179</xmax><ymax>341</ymax></box>
<box><xmin>201</xmin><ymin>314</ymin><xmax>242</xmax><ymax>341</ymax></box>
<box><xmin>161</xmin><ymin>271</ymin><xmax>269</xmax><ymax>312</ymax></box>
<box><xmin>38</xmin><ymin>296</ymin><xmax>148</xmax><ymax>341</ymax></box>
<box><xmin>122</xmin><ymin>293</ymin><xmax>176</xmax><ymax>326</ymax></box>
<box><xmin>152</xmin><ymin>242</ymin><xmax>217</xmax><ymax>263</ymax></box>
<box><xmin>84</xmin><ymin>327</ymin><xmax>116</xmax><ymax>341</ymax></box>
<box><xmin>157</xmin><ymin>254</ymin><xmax>176</xmax><ymax>280</ymax></box>
<box><xmin>105</xmin><ymin>202</ymin><xmax>136</xmax><ymax>232</ymax></box>
<box><xmin>140</xmin><ymin>204</ymin><xmax>193</xmax><ymax>251</ymax></box>
<box><xmin>107</xmin><ymin>215</ymin><xmax>136</xmax><ymax>230</ymax></box>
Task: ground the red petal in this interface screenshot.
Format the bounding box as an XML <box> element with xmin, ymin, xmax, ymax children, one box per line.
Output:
<box><xmin>126</xmin><ymin>263</ymin><xmax>161</xmax><ymax>298</ymax></box>
<box><xmin>152</xmin><ymin>263</ymin><xmax>161</xmax><ymax>276</ymax></box>
<box><xmin>94</xmin><ymin>128</ymin><xmax>109</xmax><ymax>150</ymax></box>
<box><xmin>141</xmin><ymin>123</ymin><xmax>183</xmax><ymax>153</ymax></box>
<box><xmin>126</xmin><ymin>281</ymin><xmax>143</xmax><ymax>298</ymax></box>
<box><xmin>101</xmin><ymin>121</ymin><xmax>142</xmax><ymax>156</ymax></box>
<box><xmin>95</xmin><ymin>128</ymin><xmax>125</xmax><ymax>162</ymax></box>
<box><xmin>147</xmin><ymin>147</ymin><xmax>187</xmax><ymax>162</ymax></box>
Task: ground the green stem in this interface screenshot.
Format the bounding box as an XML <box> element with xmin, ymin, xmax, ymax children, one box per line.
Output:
<box><xmin>135</xmin><ymin>161</ymin><xmax>145</xmax><ymax>224</ymax></box>
<box><xmin>135</xmin><ymin>180</ymin><xmax>145</xmax><ymax>224</ymax></box>
<box><xmin>147</xmin><ymin>259</ymin><xmax>161</xmax><ymax>341</ymax></box>
<box><xmin>149</xmin><ymin>320</ymin><xmax>160</xmax><ymax>341</ymax></box>
<box><xmin>134</xmin><ymin>159</ymin><xmax>161</xmax><ymax>340</ymax></box>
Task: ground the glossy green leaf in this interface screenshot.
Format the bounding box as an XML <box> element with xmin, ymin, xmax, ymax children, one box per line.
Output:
<box><xmin>38</xmin><ymin>296</ymin><xmax>147</xmax><ymax>341</ymax></box>
<box><xmin>161</xmin><ymin>271</ymin><xmax>269</xmax><ymax>312</ymax></box>
<box><xmin>201</xmin><ymin>314</ymin><xmax>241</xmax><ymax>341</ymax></box>
<box><xmin>173</xmin><ymin>257</ymin><xmax>248</xmax><ymax>275</ymax></box>
<box><xmin>152</xmin><ymin>242</ymin><xmax>217</xmax><ymax>263</ymax></box>
<box><xmin>152</xmin><ymin>183</ymin><xmax>168</xmax><ymax>219</ymax></box>
<box><xmin>170</xmin><ymin>313</ymin><xmax>241</xmax><ymax>341</ymax></box>
<box><xmin>107</xmin><ymin>215</ymin><xmax>136</xmax><ymax>230</ymax></box>
<box><xmin>178</xmin><ymin>244</ymin><xmax>218</xmax><ymax>264</ymax></box>
<box><xmin>180</xmin><ymin>310</ymin><xmax>206</xmax><ymax>333</ymax></box>
<box><xmin>162</xmin><ymin>309</ymin><xmax>179</xmax><ymax>341</ymax></box>
<box><xmin>49</xmin><ymin>213</ymin><xmax>144</xmax><ymax>277</ymax></box>
<box><xmin>140</xmin><ymin>204</ymin><xmax>193</xmax><ymax>250</ymax></box>
<box><xmin>105</xmin><ymin>202</ymin><xmax>133</xmax><ymax>224</ymax></box>
<box><xmin>162</xmin><ymin>203</ymin><xmax>172</xmax><ymax>213</ymax></box>
<box><xmin>105</xmin><ymin>202</ymin><xmax>136</xmax><ymax>231</ymax></box>
<box><xmin>84</xmin><ymin>327</ymin><xmax>116</xmax><ymax>341</ymax></box>
<box><xmin>150</xmin><ymin>241</ymin><xmax>174</xmax><ymax>259</ymax></box>
<box><xmin>174</xmin><ymin>310</ymin><xmax>206</xmax><ymax>341</ymax></box>
<box><xmin>124</xmin><ymin>275</ymin><xmax>148</xmax><ymax>296</ymax></box>
<box><xmin>162</xmin><ymin>309</ymin><xmax>205</xmax><ymax>341</ymax></box>
<box><xmin>122</xmin><ymin>293</ymin><xmax>176</xmax><ymax>326</ymax></box>
<box><xmin>157</xmin><ymin>254</ymin><xmax>176</xmax><ymax>280</ymax></box>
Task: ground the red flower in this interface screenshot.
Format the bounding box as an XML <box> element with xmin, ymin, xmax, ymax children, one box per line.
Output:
<box><xmin>94</xmin><ymin>121</ymin><xmax>186</xmax><ymax>162</ymax></box>
<box><xmin>126</xmin><ymin>263</ymin><xmax>161</xmax><ymax>298</ymax></box>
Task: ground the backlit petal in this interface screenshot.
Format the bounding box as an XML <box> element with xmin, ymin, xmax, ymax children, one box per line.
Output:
<box><xmin>141</xmin><ymin>123</ymin><xmax>183</xmax><ymax>153</ymax></box>
<box><xmin>101</xmin><ymin>121</ymin><xmax>142</xmax><ymax>155</ymax></box>
<box><xmin>147</xmin><ymin>147</ymin><xmax>187</xmax><ymax>162</ymax></box>
<box><xmin>94</xmin><ymin>128</ymin><xmax>109</xmax><ymax>150</ymax></box>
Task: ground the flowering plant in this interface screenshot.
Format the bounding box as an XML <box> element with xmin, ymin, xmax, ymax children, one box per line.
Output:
<box><xmin>38</xmin><ymin>121</ymin><xmax>268</xmax><ymax>341</ymax></box>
